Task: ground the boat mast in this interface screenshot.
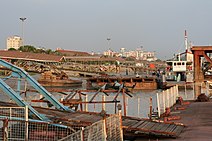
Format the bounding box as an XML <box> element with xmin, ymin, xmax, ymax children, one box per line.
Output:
<box><xmin>185</xmin><ymin>30</ymin><xmax>188</xmax><ymax>52</ymax></box>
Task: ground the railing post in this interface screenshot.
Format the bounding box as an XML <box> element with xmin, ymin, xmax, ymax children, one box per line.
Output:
<box><xmin>162</xmin><ymin>91</ymin><xmax>165</xmax><ymax>113</ymax></box>
<box><xmin>117</xmin><ymin>104</ymin><xmax>123</xmax><ymax>141</ymax></box>
<box><xmin>25</xmin><ymin>106</ymin><xmax>29</xmax><ymax>141</ymax></box>
<box><xmin>137</xmin><ymin>97</ymin><xmax>140</xmax><ymax>117</ymax></box>
<box><xmin>103</xmin><ymin>118</ymin><xmax>107</xmax><ymax>141</ymax></box>
<box><xmin>176</xmin><ymin>85</ymin><xmax>179</xmax><ymax>97</ymax></box>
<box><xmin>102</xmin><ymin>95</ymin><xmax>106</xmax><ymax>111</ymax></box>
<box><xmin>185</xmin><ymin>83</ymin><xmax>187</xmax><ymax>99</ymax></box>
<box><xmin>172</xmin><ymin>87</ymin><xmax>174</xmax><ymax>106</ymax></box>
<box><xmin>84</xmin><ymin>95</ymin><xmax>88</xmax><ymax>112</ymax></box>
<box><xmin>149</xmin><ymin>97</ymin><xmax>152</xmax><ymax>120</ymax></box>
<box><xmin>193</xmin><ymin>83</ymin><xmax>195</xmax><ymax>100</ymax></box>
<box><xmin>122</xmin><ymin>89</ymin><xmax>127</xmax><ymax>116</ymax></box>
<box><xmin>81</xmin><ymin>127</ymin><xmax>84</xmax><ymax>141</ymax></box>
<box><xmin>156</xmin><ymin>93</ymin><xmax>160</xmax><ymax>118</ymax></box>
<box><xmin>174</xmin><ymin>86</ymin><xmax>177</xmax><ymax>104</ymax></box>
<box><xmin>3</xmin><ymin>118</ymin><xmax>8</xmax><ymax>141</ymax></box>
<box><xmin>170</xmin><ymin>87</ymin><xmax>173</xmax><ymax>106</ymax></box>
<box><xmin>166</xmin><ymin>89</ymin><xmax>170</xmax><ymax>108</ymax></box>
<box><xmin>206</xmin><ymin>81</ymin><xmax>209</xmax><ymax>96</ymax></box>
<box><xmin>99</xmin><ymin>110</ymin><xmax>107</xmax><ymax>141</ymax></box>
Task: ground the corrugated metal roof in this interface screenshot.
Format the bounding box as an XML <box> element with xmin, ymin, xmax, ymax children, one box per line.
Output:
<box><xmin>0</xmin><ymin>50</ymin><xmax>64</xmax><ymax>62</ymax></box>
<box><xmin>57</xmin><ymin>49</ymin><xmax>91</xmax><ymax>56</ymax></box>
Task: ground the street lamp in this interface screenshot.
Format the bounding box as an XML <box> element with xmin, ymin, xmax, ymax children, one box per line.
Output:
<box><xmin>107</xmin><ymin>38</ymin><xmax>111</xmax><ymax>49</ymax></box>
<box><xmin>20</xmin><ymin>17</ymin><xmax>27</xmax><ymax>47</ymax></box>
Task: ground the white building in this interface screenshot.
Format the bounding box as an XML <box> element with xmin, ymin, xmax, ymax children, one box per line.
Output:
<box><xmin>103</xmin><ymin>48</ymin><xmax>116</xmax><ymax>57</ymax></box>
<box><xmin>7</xmin><ymin>36</ymin><xmax>22</xmax><ymax>50</ymax></box>
<box><xmin>103</xmin><ymin>47</ymin><xmax>157</xmax><ymax>61</ymax></box>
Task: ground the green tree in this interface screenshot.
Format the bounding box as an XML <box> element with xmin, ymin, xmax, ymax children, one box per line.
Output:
<box><xmin>45</xmin><ymin>49</ymin><xmax>53</xmax><ymax>54</ymax></box>
<box><xmin>8</xmin><ymin>48</ymin><xmax>17</xmax><ymax>51</ymax></box>
<box><xmin>18</xmin><ymin>45</ymin><xmax>37</xmax><ymax>53</ymax></box>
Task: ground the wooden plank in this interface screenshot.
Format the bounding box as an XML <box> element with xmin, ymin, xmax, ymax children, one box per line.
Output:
<box><xmin>137</xmin><ymin>121</ymin><xmax>151</xmax><ymax>129</ymax></box>
<box><xmin>158</xmin><ymin>123</ymin><xmax>171</xmax><ymax>132</ymax></box>
<box><xmin>122</xmin><ymin>119</ymin><xmax>138</xmax><ymax>127</ymax></box>
<box><xmin>130</xmin><ymin>120</ymin><xmax>145</xmax><ymax>128</ymax></box>
<box><xmin>172</xmin><ymin>126</ymin><xmax>184</xmax><ymax>136</ymax></box>
<box><xmin>145</xmin><ymin>122</ymin><xmax>157</xmax><ymax>130</ymax></box>
<box><xmin>122</xmin><ymin>118</ymin><xmax>132</xmax><ymax>125</ymax></box>
<box><xmin>127</xmin><ymin>120</ymin><xmax>141</xmax><ymax>127</ymax></box>
<box><xmin>164</xmin><ymin>124</ymin><xmax>177</xmax><ymax>133</ymax></box>
<box><xmin>142</xmin><ymin>122</ymin><xmax>156</xmax><ymax>130</ymax></box>
<box><xmin>149</xmin><ymin>123</ymin><xmax>164</xmax><ymax>131</ymax></box>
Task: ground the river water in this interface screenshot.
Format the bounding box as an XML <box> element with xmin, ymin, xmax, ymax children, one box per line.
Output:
<box><xmin>0</xmin><ymin>74</ymin><xmax>195</xmax><ymax>119</ymax></box>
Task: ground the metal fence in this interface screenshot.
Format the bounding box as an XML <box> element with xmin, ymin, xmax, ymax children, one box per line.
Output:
<box><xmin>0</xmin><ymin>119</ymin><xmax>74</xmax><ymax>141</ymax></box>
<box><xmin>59</xmin><ymin>114</ymin><xmax>123</xmax><ymax>141</ymax></box>
<box><xmin>0</xmin><ymin>107</ymin><xmax>26</xmax><ymax>119</ymax></box>
<box><xmin>0</xmin><ymin>107</ymin><xmax>122</xmax><ymax>141</ymax></box>
<box><xmin>0</xmin><ymin>107</ymin><xmax>80</xmax><ymax>141</ymax></box>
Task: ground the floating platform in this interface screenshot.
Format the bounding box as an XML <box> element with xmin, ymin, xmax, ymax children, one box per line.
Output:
<box><xmin>87</xmin><ymin>76</ymin><xmax>158</xmax><ymax>90</ymax></box>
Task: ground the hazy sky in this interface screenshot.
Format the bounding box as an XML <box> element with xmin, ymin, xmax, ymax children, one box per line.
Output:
<box><xmin>1</xmin><ymin>0</ymin><xmax>212</xmax><ymax>60</ymax></box>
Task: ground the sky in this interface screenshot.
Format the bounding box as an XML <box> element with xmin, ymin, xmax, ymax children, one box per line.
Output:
<box><xmin>1</xmin><ymin>0</ymin><xmax>212</xmax><ymax>60</ymax></box>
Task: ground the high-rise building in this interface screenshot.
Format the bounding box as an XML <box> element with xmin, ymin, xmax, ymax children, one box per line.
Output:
<box><xmin>6</xmin><ymin>36</ymin><xmax>22</xmax><ymax>50</ymax></box>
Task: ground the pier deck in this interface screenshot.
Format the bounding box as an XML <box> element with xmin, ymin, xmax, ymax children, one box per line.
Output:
<box><xmin>0</xmin><ymin>101</ymin><xmax>184</xmax><ymax>139</ymax></box>
<box><xmin>122</xmin><ymin>116</ymin><xmax>184</xmax><ymax>138</ymax></box>
<box><xmin>136</xmin><ymin>100</ymin><xmax>212</xmax><ymax>140</ymax></box>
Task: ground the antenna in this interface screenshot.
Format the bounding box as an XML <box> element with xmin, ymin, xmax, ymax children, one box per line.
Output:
<box><xmin>185</xmin><ymin>30</ymin><xmax>188</xmax><ymax>52</ymax></box>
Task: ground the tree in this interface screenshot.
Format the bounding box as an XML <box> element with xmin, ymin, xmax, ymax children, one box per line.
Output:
<box><xmin>8</xmin><ymin>48</ymin><xmax>17</xmax><ymax>51</ymax></box>
<box><xmin>45</xmin><ymin>49</ymin><xmax>53</xmax><ymax>54</ymax></box>
<box><xmin>18</xmin><ymin>45</ymin><xmax>36</xmax><ymax>53</ymax></box>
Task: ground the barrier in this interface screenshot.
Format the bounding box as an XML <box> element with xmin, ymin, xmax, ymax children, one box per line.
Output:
<box><xmin>59</xmin><ymin>114</ymin><xmax>123</xmax><ymax>141</ymax></box>
<box><xmin>156</xmin><ymin>85</ymin><xmax>179</xmax><ymax>118</ymax></box>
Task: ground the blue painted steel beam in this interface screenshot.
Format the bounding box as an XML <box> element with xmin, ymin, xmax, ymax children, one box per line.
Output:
<box><xmin>0</xmin><ymin>79</ymin><xmax>49</xmax><ymax>121</ymax></box>
<box><xmin>0</xmin><ymin>116</ymin><xmax>69</xmax><ymax>128</ymax></box>
<box><xmin>0</xmin><ymin>59</ymin><xmax>71</xmax><ymax>111</ymax></box>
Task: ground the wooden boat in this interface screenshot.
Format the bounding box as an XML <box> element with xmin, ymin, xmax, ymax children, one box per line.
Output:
<box><xmin>38</xmin><ymin>71</ymin><xmax>82</xmax><ymax>87</ymax></box>
<box><xmin>87</xmin><ymin>76</ymin><xmax>158</xmax><ymax>90</ymax></box>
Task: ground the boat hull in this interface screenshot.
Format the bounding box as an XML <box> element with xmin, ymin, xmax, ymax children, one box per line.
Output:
<box><xmin>87</xmin><ymin>77</ymin><xmax>158</xmax><ymax>90</ymax></box>
<box><xmin>38</xmin><ymin>79</ymin><xmax>82</xmax><ymax>87</ymax></box>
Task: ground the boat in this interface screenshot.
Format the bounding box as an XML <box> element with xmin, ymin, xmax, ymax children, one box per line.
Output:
<box><xmin>87</xmin><ymin>76</ymin><xmax>158</xmax><ymax>90</ymax></box>
<box><xmin>166</xmin><ymin>30</ymin><xmax>193</xmax><ymax>83</ymax></box>
<box><xmin>38</xmin><ymin>71</ymin><xmax>82</xmax><ymax>87</ymax></box>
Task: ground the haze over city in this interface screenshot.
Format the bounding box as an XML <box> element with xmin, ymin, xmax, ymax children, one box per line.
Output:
<box><xmin>1</xmin><ymin>0</ymin><xmax>212</xmax><ymax>60</ymax></box>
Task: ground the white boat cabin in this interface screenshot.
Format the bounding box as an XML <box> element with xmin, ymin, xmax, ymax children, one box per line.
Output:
<box><xmin>169</xmin><ymin>60</ymin><xmax>187</xmax><ymax>72</ymax></box>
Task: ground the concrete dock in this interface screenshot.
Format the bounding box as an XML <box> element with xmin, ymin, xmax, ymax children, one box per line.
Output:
<box><xmin>136</xmin><ymin>100</ymin><xmax>212</xmax><ymax>141</ymax></box>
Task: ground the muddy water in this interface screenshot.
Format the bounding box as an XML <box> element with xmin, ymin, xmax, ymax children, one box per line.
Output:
<box><xmin>0</xmin><ymin>74</ymin><xmax>195</xmax><ymax>118</ymax></box>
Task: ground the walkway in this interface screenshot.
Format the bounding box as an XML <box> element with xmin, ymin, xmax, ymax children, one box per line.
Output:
<box><xmin>136</xmin><ymin>100</ymin><xmax>212</xmax><ymax>141</ymax></box>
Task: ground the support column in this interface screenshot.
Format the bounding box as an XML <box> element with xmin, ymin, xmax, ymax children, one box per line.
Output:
<box><xmin>193</xmin><ymin>52</ymin><xmax>204</xmax><ymax>98</ymax></box>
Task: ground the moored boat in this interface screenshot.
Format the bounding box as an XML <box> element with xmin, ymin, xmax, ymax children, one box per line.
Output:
<box><xmin>38</xmin><ymin>71</ymin><xmax>82</xmax><ymax>87</ymax></box>
<box><xmin>87</xmin><ymin>76</ymin><xmax>158</xmax><ymax>90</ymax></box>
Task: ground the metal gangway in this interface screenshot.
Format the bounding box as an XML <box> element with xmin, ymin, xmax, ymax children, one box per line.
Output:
<box><xmin>0</xmin><ymin>59</ymin><xmax>71</xmax><ymax>121</ymax></box>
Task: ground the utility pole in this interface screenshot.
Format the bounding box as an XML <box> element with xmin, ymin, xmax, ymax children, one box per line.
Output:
<box><xmin>20</xmin><ymin>17</ymin><xmax>27</xmax><ymax>47</ymax></box>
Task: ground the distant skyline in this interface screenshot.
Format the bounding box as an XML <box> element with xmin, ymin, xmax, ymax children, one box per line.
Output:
<box><xmin>1</xmin><ymin>0</ymin><xmax>212</xmax><ymax>60</ymax></box>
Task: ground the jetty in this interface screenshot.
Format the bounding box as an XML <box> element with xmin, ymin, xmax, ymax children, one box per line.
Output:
<box><xmin>0</xmin><ymin>101</ymin><xmax>185</xmax><ymax>140</ymax></box>
<box><xmin>0</xmin><ymin>58</ymin><xmax>186</xmax><ymax>140</ymax></box>
<box><xmin>1</xmin><ymin>45</ymin><xmax>212</xmax><ymax>140</ymax></box>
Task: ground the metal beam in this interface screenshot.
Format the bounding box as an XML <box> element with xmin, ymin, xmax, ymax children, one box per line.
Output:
<box><xmin>0</xmin><ymin>79</ymin><xmax>49</xmax><ymax>121</ymax></box>
<box><xmin>0</xmin><ymin>59</ymin><xmax>70</xmax><ymax>111</ymax></box>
